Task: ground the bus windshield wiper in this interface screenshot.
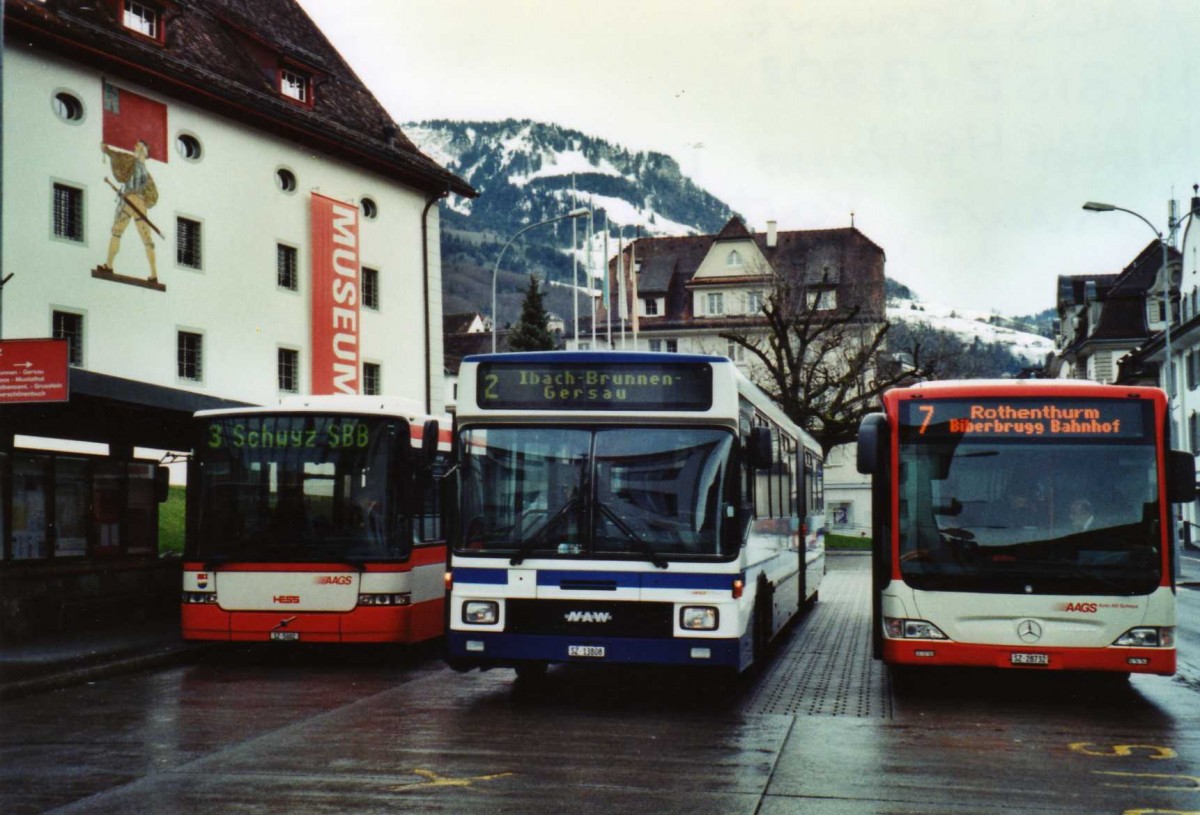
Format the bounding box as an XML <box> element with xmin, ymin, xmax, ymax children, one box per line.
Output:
<box><xmin>597</xmin><ymin>503</ymin><xmax>668</xmax><ymax>569</ymax></box>
<box><xmin>510</xmin><ymin>494</ymin><xmax>583</xmax><ymax>566</ymax></box>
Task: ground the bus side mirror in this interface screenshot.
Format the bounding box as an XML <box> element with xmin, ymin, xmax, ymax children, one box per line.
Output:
<box><xmin>1167</xmin><ymin>450</ymin><xmax>1196</xmax><ymax>503</ymax></box>
<box><xmin>155</xmin><ymin>465</ymin><xmax>171</xmax><ymax>503</ymax></box>
<box><xmin>422</xmin><ymin>420</ymin><xmax>439</xmax><ymax>466</ymax></box>
<box><xmin>749</xmin><ymin>427</ymin><xmax>772</xmax><ymax>470</ymax></box>
<box><xmin>857</xmin><ymin>413</ymin><xmax>887</xmax><ymax>475</ymax></box>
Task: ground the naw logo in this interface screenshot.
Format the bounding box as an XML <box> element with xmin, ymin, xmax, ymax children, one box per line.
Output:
<box><xmin>564</xmin><ymin>611</ymin><xmax>612</xmax><ymax>624</ymax></box>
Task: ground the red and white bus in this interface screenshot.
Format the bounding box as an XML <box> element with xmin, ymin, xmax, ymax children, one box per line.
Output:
<box><xmin>181</xmin><ymin>396</ymin><xmax>450</xmax><ymax>644</ymax></box>
<box><xmin>856</xmin><ymin>380</ymin><xmax>1195</xmax><ymax>676</ymax></box>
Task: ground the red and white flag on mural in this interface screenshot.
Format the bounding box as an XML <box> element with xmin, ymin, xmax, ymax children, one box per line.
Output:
<box><xmin>310</xmin><ymin>193</ymin><xmax>361</xmax><ymax>395</ymax></box>
<box><xmin>102</xmin><ymin>81</ymin><xmax>168</xmax><ymax>161</ymax></box>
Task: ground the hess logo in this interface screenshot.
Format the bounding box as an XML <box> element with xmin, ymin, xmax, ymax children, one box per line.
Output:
<box><xmin>315</xmin><ymin>575</ymin><xmax>353</xmax><ymax>585</ymax></box>
<box><xmin>273</xmin><ymin>595</ymin><xmax>301</xmax><ymax>604</ymax></box>
<box><xmin>1062</xmin><ymin>602</ymin><xmax>1099</xmax><ymax>613</ymax></box>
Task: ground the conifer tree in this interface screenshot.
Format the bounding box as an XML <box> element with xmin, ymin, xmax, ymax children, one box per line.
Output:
<box><xmin>506</xmin><ymin>275</ymin><xmax>556</xmax><ymax>351</ymax></box>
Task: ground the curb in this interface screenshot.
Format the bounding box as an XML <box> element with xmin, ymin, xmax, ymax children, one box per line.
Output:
<box><xmin>0</xmin><ymin>643</ymin><xmax>211</xmax><ymax>701</ymax></box>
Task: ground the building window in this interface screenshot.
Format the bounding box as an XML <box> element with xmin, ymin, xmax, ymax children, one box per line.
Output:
<box><xmin>707</xmin><ymin>292</ymin><xmax>725</xmax><ymax>316</ymax></box>
<box><xmin>807</xmin><ymin>289</ymin><xmax>837</xmax><ymax>311</ymax></box>
<box><xmin>277</xmin><ymin>244</ymin><xmax>298</xmax><ymax>291</ymax></box>
<box><xmin>746</xmin><ymin>290</ymin><xmax>764</xmax><ymax>314</ymax></box>
<box><xmin>727</xmin><ymin>339</ymin><xmax>745</xmax><ymax>362</ymax></box>
<box><xmin>122</xmin><ymin>1</ymin><xmax>161</xmax><ymax>40</ymax></box>
<box><xmin>644</xmin><ymin>298</ymin><xmax>658</xmax><ymax>316</ymax></box>
<box><xmin>276</xmin><ymin>168</ymin><xmax>297</xmax><ymax>193</ymax></box>
<box><xmin>280</xmin><ymin>68</ymin><xmax>310</xmax><ymax>103</ymax></box>
<box><xmin>727</xmin><ymin>250</ymin><xmax>742</xmax><ymax>268</ymax></box>
<box><xmin>362</xmin><ymin>267</ymin><xmax>379</xmax><ymax>309</ymax></box>
<box><xmin>363</xmin><ymin>362</ymin><xmax>381</xmax><ymax>396</ymax></box>
<box><xmin>177</xmin><ymin>218</ymin><xmax>202</xmax><ymax>269</ymax></box>
<box><xmin>361</xmin><ymin>197</ymin><xmax>378</xmax><ymax>220</ymax></box>
<box><xmin>53</xmin><ymin>311</ymin><xmax>84</xmax><ymax>366</ymax></box>
<box><xmin>177</xmin><ymin>331</ymin><xmax>203</xmax><ymax>381</ymax></box>
<box><xmin>278</xmin><ymin>348</ymin><xmax>299</xmax><ymax>393</ymax></box>
<box><xmin>648</xmin><ymin>339</ymin><xmax>662</xmax><ymax>353</ymax></box>
<box><xmin>666</xmin><ymin>339</ymin><xmax>678</xmax><ymax>353</ymax></box>
<box><xmin>53</xmin><ymin>92</ymin><xmax>84</xmax><ymax>122</ymax></box>
<box><xmin>52</xmin><ymin>183</ymin><xmax>84</xmax><ymax>242</ymax></box>
<box><xmin>176</xmin><ymin>134</ymin><xmax>202</xmax><ymax>161</ymax></box>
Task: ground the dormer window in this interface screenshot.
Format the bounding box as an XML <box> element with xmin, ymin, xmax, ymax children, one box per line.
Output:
<box><xmin>727</xmin><ymin>250</ymin><xmax>742</xmax><ymax>268</ymax></box>
<box><xmin>122</xmin><ymin>1</ymin><xmax>163</xmax><ymax>43</ymax></box>
<box><xmin>280</xmin><ymin>68</ymin><xmax>311</xmax><ymax>104</ymax></box>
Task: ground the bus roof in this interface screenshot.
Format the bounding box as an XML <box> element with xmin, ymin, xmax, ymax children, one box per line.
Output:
<box><xmin>889</xmin><ymin>379</ymin><xmax>1165</xmax><ymax>400</ymax></box>
<box><xmin>195</xmin><ymin>394</ymin><xmax>443</xmax><ymax>422</ymax></box>
<box><xmin>462</xmin><ymin>351</ymin><xmax>732</xmax><ymax>366</ymax></box>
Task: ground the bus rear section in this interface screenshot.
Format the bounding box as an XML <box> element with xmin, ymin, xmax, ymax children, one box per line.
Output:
<box><xmin>182</xmin><ymin>397</ymin><xmax>449</xmax><ymax>644</ymax></box>
<box><xmin>857</xmin><ymin>381</ymin><xmax>1194</xmax><ymax>676</ymax></box>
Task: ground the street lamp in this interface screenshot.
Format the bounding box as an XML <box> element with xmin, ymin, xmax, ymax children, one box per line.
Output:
<box><xmin>1082</xmin><ymin>201</ymin><xmax>1177</xmax><ymax>399</ymax></box>
<box><xmin>491</xmin><ymin>207</ymin><xmax>591</xmax><ymax>353</ymax></box>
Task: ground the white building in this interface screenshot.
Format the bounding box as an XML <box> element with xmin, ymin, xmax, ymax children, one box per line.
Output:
<box><xmin>0</xmin><ymin>0</ymin><xmax>472</xmax><ymax>637</ymax></box>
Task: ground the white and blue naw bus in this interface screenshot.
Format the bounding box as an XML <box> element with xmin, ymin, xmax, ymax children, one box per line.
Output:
<box><xmin>446</xmin><ymin>351</ymin><xmax>825</xmax><ymax>677</ymax></box>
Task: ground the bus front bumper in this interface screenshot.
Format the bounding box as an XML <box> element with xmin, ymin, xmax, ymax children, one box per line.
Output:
<box><xmin>883</xmin><ymin>639</ymin><xmax>1175</xmax><ymax>675</ymax></box>
<box><xmin>446</xmin><ymin>631</ymin><xmax>745</xmax><ymax>671</ymax></box>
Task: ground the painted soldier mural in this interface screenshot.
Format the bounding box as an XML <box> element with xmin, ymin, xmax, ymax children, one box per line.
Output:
<box><xmin>100</xmin><ymin>139</ymin><xmax>161</xmax><ymax>282</ymax></box>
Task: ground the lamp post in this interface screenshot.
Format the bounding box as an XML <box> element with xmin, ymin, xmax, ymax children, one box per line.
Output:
<box><xmin>491</xmin><ymin>207</ymin><xmax>590</xmax><ymax>353</ymax></box>
<box><xmin>1082</xmin><ymin>202</ymin><xmax>1179</xmax><ymax>399</ymax></box>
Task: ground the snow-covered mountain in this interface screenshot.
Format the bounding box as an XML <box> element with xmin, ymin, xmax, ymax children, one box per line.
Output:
<box><xmin>404</xmin><ymin>118</ymin><xmax>738</xmax><ymax>239</ymax></box>
<box><xmin>889</xmin><ymin>298</ymin><xmax>1054</xmax><ymax>366</ymax></box>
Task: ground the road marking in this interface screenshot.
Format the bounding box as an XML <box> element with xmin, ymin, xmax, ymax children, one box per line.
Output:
<box><xmin>1071</xmin><ymin>742</ymin><xmax>1177</xmax><ymax>759</ymax></box>
<box><xmin>391</xmin><ymin>768</ymin><xmax>514</xmax><ymax>790</ymax></box>
<box><xmin>1123</xmin><ymin>809</ymin><xmax>1200</xmax><ymax>814</ymax></box>
<box><xmin>1096</xmin><ymin>771</ymin><xmax>1200</xmax><ymax>790</ymax></box>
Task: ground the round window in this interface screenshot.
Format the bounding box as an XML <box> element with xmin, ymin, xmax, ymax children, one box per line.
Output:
<box><xmin>53</xmin><ymin>92</ymin><xmax>84</xmax><ymax>122</ymax></box>
<box><xmin>176</xmin><ymin>134</ymin><xmax>202</xmax><ymax>161</ymax></box>
<box><xmin>276</xmin><ymin>168</ymin><xmax>297</xmax><ymax>193</ymax></box>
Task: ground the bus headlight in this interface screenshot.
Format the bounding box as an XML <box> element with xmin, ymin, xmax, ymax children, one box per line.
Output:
<box><xmin>181</xmin><ymin>592</ymin><xmax>218</xmax><ymax>604</ymax></box>
<box><xmin>1114</xmin><ymin>627</ymin><xmax>1174</xmax><ymax>648</ymax></box>
<box><xmin>884</xmin><ymin>617</ymin><xmax>948</xmax><ymax>640</ymax></box>
<box><xmin>463</xmin><ymin>600</ymin><xmax>499</xmax><ymax>625</ymax></box>
<box><xmin>680</xmin><ymin>606</ymin><xmax>719</xmax><ymax>630</ymax></box>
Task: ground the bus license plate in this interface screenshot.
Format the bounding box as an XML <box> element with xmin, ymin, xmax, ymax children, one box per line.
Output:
<box><xmin>270</xmin><ymin>631</ymin><xmax>300</xmax><ymax>642</ymax></box>
<box><xmin>568</xmin><ymin>645</ymin><xmax>605</xmax><ymax>658</ymax></box>
<box><xmin>1011</xmin><ymin>652</ymin><xmax>1049</xmax><ymax>666</ymax></box>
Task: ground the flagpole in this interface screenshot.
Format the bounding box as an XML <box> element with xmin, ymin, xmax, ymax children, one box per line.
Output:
<box><xmin>617</xmin><ymin>231</ymin><xmax>627</xmax><ymax>350</ymax></box>
<box><xmin>571</xmin><ymin>176</ymin><xmax>579</xmax><ymax>349</ymax></box>
<box><xmin>588</xmin><ymin>199</ymin><xmax>596</xmax><ymax>345</ymax></box>
<box><xmin>604</xmin><ymin>214</ymin><xmax>612</xmax><ymax>348</ymax></box>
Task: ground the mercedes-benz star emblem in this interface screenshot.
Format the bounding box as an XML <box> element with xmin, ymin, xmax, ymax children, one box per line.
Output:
<box><xmin>1017</xmin><ymin>619</ymin><xmax>1043</xmax><ymax>643</ymax></box>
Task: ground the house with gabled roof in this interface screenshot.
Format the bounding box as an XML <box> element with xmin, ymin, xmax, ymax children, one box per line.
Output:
<box><xmin>568</xmin><ymin>216</ymin><xmax>887</xmax><ymax>538</ymax></box>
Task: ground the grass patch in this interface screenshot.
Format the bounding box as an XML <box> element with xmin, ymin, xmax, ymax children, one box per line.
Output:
<box><xmin>826</xmin><ymin>532</ymin><xmax>872</xmax><ymax>551</ymax></box>
<box><xmin>159</xmin><ymin>485</ymin><xmax>186</xmax><ymax>556</ymax></box>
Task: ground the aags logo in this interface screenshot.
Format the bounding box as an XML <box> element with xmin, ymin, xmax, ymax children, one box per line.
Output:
<box><xmin>1062</xmin><ymin>602</ymin><xmax>1098</xmax><ymax>613</ymax></box>
<box><xmin>315</xmin><ymin>575</ymin><xmax>353</xmax><ymax>586</ymax></box>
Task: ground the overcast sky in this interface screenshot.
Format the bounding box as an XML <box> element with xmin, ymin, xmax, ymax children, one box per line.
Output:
<box><xmin>298</xmin><ymin>0</ymin><xmax>1199</xmax><ymax>317</ymax></box>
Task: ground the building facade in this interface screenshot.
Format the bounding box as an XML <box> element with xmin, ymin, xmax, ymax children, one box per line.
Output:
<box><xmin>1</xmin><ymin>0</ymin><xmax>472</xmax><ymax>637</ymax></box>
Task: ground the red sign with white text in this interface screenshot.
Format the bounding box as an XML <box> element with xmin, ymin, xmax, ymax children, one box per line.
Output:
<box><xmin>0</xmin><ymin>339</ymin><xmax>70</xmax><ymax>403</ymax></box>
<box><xmin>310</xmin><ymin>193</ymin><xmax>360</xmax><ymax>394</ymax></box>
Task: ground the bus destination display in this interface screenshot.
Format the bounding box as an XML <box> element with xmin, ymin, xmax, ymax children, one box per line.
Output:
<box><xmin>901</xmin><ymin>399</ymin><xmax>1148</xmax><ymax>439</ymax></box>
<box><xmin>476</xmin><ymin>362</ymin><xmax>713</xmax><ymax>411</ymax></box>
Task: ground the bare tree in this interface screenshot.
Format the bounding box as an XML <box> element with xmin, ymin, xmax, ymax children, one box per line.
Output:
<box><xmin>719</xmin><ymin>261</ymin><xmax>943</xmax><ymax>456</ymax></box>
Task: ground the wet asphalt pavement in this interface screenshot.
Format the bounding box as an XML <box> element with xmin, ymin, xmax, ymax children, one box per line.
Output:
<box><xmin>3</xmin><ymin>553</ymin><xmax>1199</xmax><ymax>814</ymax></box>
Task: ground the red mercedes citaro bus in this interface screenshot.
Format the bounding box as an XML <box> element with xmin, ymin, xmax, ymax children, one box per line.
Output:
<box><xmin>181</xmin><ymin>395</ymin><xmax>450</xmax><ymax>644</ymax></box>
<box><xmin>857</xmin><ymin>379</ymin><xmax>1195</xmax><ymax>676</ymax></box>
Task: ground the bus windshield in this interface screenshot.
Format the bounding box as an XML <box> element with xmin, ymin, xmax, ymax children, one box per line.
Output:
<box><xmin>898</xmin><ymin>432</ymin><xmax>1162</xmax><ymax>595</ymax></box>
<box><xmin>192</xmin><ymin>414</ymin><xmax>409</xmax><ymax>563</ymax></box>
<box><xmin>458</xmin><ymin>426</ymin><xmax>736</xmax><ymax>560</ymax></box>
